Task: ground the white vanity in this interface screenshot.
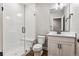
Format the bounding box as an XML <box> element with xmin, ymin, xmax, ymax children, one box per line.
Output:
<box><xmin>47</xmin><ymin>32</ymin><xmax>76</xmax><ymax>56</ymax></box>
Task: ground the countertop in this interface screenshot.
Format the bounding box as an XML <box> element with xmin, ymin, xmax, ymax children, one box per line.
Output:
<box><xmin>47</xmin><ymin>31</ymin><xmax>76</xmax><ymax>38</ymax></box>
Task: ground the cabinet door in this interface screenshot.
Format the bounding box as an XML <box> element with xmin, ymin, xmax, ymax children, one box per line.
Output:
<box><xmin>76</xmin><ymin>42</ymin><xmax>79</xmax><ymax>56</ymax></box>
<box><xmin>60</xmin><ymin>43</ymin><xmax>75</xmax><ymax>56</ymax></box>
<box><xmin>48</xmin><ymin>41</ymin><xmax>60</xmax><ymax>56</ymax></box>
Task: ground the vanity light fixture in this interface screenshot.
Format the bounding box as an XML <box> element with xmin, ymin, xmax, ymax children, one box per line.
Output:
<box><xmin>55</xmin><ymin>3</ymin><xmax>65</xmax><ymax>10</ymax></box>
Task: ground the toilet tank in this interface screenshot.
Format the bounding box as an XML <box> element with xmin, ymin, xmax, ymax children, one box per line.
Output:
<box><xmin>37</xmin><ymin>35</ymin><xmax>45</xmax><ymax>44</ymax></box>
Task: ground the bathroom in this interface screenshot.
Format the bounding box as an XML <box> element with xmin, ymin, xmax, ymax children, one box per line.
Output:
<box><xmin>0</xmin><ymin>3</ymin><xmax>79</xmax><ymax>56</ymax></box>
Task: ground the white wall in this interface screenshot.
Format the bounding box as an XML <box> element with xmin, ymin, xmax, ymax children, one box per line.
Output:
<box><xmin>70</xmin><ymin>4</ymin><xmax>79</xmax><ymax>56</ymax></box>
<box><xmin>0</xmin><ymin>3</ymin><xmax>3</xmax><ymax>52</ymax></box>
<box><xmin>36</xmin><ymin>4</ymin><xmax>50</xmax><ymax>35</ymax></box>
<box><xmin>70</xmin><ymin>3</ymin><xmax>79</xmax><ymax>37</ymax></box>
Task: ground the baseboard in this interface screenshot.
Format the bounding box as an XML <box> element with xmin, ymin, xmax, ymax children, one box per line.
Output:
<box><xmin>0</xmin><ymin>52</ymin><xmax>3</xmax><ymax>56</ymax></box>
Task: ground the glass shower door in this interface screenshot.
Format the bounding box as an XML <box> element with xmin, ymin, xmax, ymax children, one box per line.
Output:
<box><xmin>0</xmin><ymin>3</ymin><xmax>3</xmax><ymax>56</ymax></box>
<box><xmin>3</xmin><ymin>3</ymin><xmax>25</xmax><ymax>56</ymax></box>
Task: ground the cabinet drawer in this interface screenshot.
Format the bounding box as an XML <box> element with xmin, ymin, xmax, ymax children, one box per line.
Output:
<box><xmin>48</xmin><ymin>36</ymin><xmax>75</xmax><ymax>43</ymax></box>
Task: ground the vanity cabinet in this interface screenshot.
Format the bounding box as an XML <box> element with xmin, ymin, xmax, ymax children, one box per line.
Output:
<box><xmin>48</xmin><ymin>36</ymin><xmax>75</xmax><ymax>56</ymax></box>
<box><xmin>60</xmin><ymin>42</ymin><xmax>75</xmax><ymax>56</ymax></box>
<box><xmin>48</xmin><ymin>41</ymin><xmax>59</xmax><ymax>56</ymax></box>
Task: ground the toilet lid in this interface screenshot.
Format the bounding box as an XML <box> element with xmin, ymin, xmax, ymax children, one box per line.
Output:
<box><xmin>33</xmin><ymin>44</ymin><xmax>42</xmax><ymax>51</ymax></box>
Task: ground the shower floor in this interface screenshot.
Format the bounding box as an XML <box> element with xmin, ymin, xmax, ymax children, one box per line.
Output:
<box><xmin>26</xmin><ymin>49</ymin><xmax>48</xmax><ymax>56</ymax></box>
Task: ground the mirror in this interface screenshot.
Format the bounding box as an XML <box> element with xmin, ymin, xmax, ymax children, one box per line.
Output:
<box><xmin>49</xmin><ymin>3</ymin><xmax>70</xmax><ymax>32</ymax></box>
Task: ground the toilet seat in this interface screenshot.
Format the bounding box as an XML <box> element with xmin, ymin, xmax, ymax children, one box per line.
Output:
<box><xmin>33</xmin><ymin>44</ymin><xmax>42</xmax><ymax>52</ymax></box>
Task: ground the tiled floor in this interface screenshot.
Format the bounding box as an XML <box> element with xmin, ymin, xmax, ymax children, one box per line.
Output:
<box><xmin>26</xmin><ymin>49</ymin><xmax>48</xmax><ymax>56</ymax></box>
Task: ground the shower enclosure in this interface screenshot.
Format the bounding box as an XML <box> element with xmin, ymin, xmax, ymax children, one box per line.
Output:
<box><xmin>3</xmin><ymin>3</ymin><xmax>36</xmax><ymax>56</ymax></box>
<box><xmin>3</xmin><ymin>3</ymin><xmax>26</xmax><ymax>56</ymax></box>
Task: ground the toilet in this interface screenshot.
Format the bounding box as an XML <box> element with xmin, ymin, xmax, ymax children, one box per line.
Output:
<box><xmin>33</xmin><ymin>35</ymin><xmax>45</xmax><ymax>56</ymax></box>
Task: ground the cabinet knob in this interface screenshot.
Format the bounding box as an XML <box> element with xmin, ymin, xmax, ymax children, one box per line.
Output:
<box><xmin>58</xmin><ymin>44</ymin><xmax>60</xmax><ymax>48</ymax></box>
<box><xmin>58</xmin><ymin>44</ymin><xmax>62</xmax><ymax>49</ymax></box>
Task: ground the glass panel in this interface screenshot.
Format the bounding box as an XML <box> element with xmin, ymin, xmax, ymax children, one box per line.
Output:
<box><xmin>0</xmin><ymin>3</ymin><xmax>3</xmax><ymax>56</ymax></box>
<box><xmin>3</xmin><ymin>3</ymin><xmax>25</xmax><ymax>56</ymax></box>
<box><xmin>24</xmin><ymin>3</ymin><xmax>36</xmax><ymax>55</ymax></box>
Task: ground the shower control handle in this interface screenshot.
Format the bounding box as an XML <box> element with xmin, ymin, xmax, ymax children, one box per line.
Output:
<box><xmin>77</xmin><ymin>39</ymin><xmax>79</xmax><ymax>43</ymax></box>
<box><xmin>22</xmin><ymin>26</ymin><xmax>25</xmax><ymax>33</ymax></box>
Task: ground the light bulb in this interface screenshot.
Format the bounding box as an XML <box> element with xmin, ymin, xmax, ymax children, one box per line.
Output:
<box><xmin>17</xmin><ymin>13</ymin><xmax>22</xmax><ymax>17</ymax></box>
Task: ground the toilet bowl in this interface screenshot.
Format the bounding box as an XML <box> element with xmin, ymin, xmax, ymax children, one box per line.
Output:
<box><xmin>33</xmin><ymin>35</ymin><xmax>45</xmax><ymax>56</ymax></box>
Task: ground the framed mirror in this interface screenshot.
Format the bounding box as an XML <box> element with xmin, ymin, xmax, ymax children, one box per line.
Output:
<box><xmin>49</xmin><ymin>3</ymin><xmax>70</xmax><ymax>32</ymax></box>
